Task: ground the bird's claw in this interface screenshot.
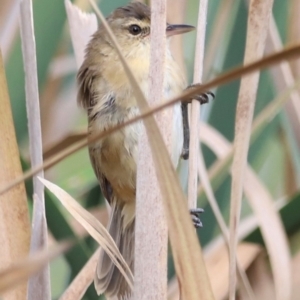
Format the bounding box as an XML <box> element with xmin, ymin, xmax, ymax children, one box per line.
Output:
<box><xmin>190</xmin><ymin>208</ymin><xmax>204</xmax><ymax>228</ymax></box>
<box><xmin>181</xmin><ymin>148</ymin><xmax>189</xmax><ymax>160</ymax></box>
<box><xmin>180</xmin><ymin>84</ymin><xmax>214</xmax><ymax>160</ymax></box>
<box><xmin>185</xmin><ymin>83</ymin><xmax>215</xmax><ymax>105</ymax></box>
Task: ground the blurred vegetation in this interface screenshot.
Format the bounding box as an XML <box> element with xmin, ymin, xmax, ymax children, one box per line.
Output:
<box><xmin>2</xmin><ymin>0</ymin><xmax>300</xmax><ymax>298</ymax></box>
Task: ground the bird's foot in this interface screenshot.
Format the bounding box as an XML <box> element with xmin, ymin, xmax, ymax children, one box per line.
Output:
<box><xmin>190</xmin><ymin>208</ymin><xmax>204</xmax><ymax>228</ymax></box>
<box><xmin>180</xmin><ymin>85</ymin><xmax>214</xmax><ymax>160</ymax></box>
<box><xmin>185</xmin><ymin>83</ymin><xmax>215</xmax><ymax>105</ymax></box>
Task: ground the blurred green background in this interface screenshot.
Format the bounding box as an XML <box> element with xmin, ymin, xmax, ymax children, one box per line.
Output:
<box><xmin>2</xmin><ymin>0</ymin><xmax>300</xmax><ymax>298</ymax></box>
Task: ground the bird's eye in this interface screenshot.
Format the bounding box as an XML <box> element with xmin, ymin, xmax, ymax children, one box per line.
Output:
<box><xmin>129</xmin><ymin>24</ymin><xmax>142</xmax><ymax>35</ymax></box>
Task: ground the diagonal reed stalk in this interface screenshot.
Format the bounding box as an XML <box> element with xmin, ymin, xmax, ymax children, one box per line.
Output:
<box><xmin>1</xmin><ymin>43</ymin><xmax>300</xmax><ymax>197</ymax></box>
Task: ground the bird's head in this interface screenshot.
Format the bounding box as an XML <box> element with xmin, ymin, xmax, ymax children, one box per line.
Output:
<box><xmin>100</xmin><ymin>2</ymin><xmax>195</xmax><ymax>57</ymax></box>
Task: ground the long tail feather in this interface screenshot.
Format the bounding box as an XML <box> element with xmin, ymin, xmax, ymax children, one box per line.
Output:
<box><xmin>95</xmin><ymin>202</ymin><xmax>135</xmax><ymax>299</ymax></box>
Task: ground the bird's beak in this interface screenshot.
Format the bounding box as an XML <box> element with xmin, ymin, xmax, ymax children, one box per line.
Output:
<box><xmin>166</xmin><ymin>24</ymin><xmax>195</xmax><ymax>37</ymax></box>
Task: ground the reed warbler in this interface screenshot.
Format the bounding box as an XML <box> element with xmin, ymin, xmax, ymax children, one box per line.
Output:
<box><xmin>77</xmin><ymin>2</ymin><xmax>212</xmax><ymax>298</ymax></box>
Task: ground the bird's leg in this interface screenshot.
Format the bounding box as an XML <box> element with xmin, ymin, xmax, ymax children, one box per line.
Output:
<box><xmin>190</xmin><ymin>208</ymin><xmax>204</xmax><ymax>228</ymax></box>
<box><xmin>181</xmin><ymin>84</ymin><xmax>215</xmax><ymax>160</ymax></box>
<box><xmin>181</xmin><ymin>101</ymin><xmax>190</xmax><ymax>160</ymax></box>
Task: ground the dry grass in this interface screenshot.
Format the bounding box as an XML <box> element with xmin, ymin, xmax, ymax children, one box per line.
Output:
<box><xmin>1</xmin><ymin>0</ymin><xmax>300</xmax><ymax>299</ymax></box>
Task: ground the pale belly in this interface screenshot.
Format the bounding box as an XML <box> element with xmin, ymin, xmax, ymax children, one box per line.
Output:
<box><xmin>90</xmin><ymin>100</ymin><xmax>183</xmax><ymax>205</ymax></box>
<box><xmin>98</xmin><ymin>122</ymin><xmax>139</xmax><ymax>203</ymax></box>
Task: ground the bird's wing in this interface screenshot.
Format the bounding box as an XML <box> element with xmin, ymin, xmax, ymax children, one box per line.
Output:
<box><xmin>77</xmin><ymin>64</ymin><xmax>99</xmax><ymax>110</ymax></box>
<box><xmin>89</xmin><ymin>147</ymin><xmax>113</xmax><ymax>205</ymax></box>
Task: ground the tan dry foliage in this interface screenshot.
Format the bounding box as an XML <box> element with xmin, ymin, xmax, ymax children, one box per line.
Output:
<box><xmin>40</xmin><ymin>177</ymin><xmax>134</xmax><ymax>289</ymax></box>
<box><xmin>0</xmin><ymin>50</ymin><xmax>31</xmax><ymax>300</ymax></box>
<box><xmin>59</xmin><ymin>249</ymin><xmax>100</xmax><ymax>300</ymax></box>
<box><xmin>0</xmin><ymin>241</ymin><xmax>72</xmax><ymax>296</ymax></box>
<box><xmin>200</xmin><ymin>122</ymin><xmax>291</xmax><ymax>300</ymax></box>
<box><xmin>168</xmin><ymin>243</ymin><xmax>261</xmax><ymax>300</ymax></box>
<box><xmin>134</xmin><ymin>0</ymin><xmax>169</xmax><ymax>298</ymax></box>
<box><xmin>228</xmin><ymin>0</ymin><xmax>275</xmax><ymax>298</ymax></box>
<box><xmin>2</xmin><ymin>41</ymin><xmax>300</xmax><ymax>196</ymax></box>
<box><xmin>19</xmin><ymin>0</ymin><xmax>51</xmax><ymax>297</ymax></box>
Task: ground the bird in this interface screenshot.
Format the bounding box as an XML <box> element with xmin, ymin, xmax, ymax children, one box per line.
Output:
<box><xmin>77</xmin><ymin>2</ymin><xmax>212</xmax><ymax>299</ymax></box>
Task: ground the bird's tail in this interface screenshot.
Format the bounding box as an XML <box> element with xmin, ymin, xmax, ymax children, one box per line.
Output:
<box><xmin>94</xmin><ymin>202</ymin><xmax>135</xmax><ymax>299</ymax></box>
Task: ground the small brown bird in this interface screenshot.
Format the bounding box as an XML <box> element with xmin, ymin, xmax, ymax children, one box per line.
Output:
<box><xmin>77</xmin><ymin>2</ymin><xmax>212</xmax><ymax>299</ymax></box>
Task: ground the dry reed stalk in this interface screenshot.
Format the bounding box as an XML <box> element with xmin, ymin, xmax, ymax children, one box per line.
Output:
<box><xmin>0</xmin><ymin>0</ymin><xmax>19</xmax><ymax>60</ymax></box>
<box><xmin>197</xmin><ymin>150</ymin><xmax>255</xmax><ymax>300</ymax></box>
<box><xmin>187</xmin><ymin>0</ymin><xmax>208</xmax><ymax>209</ymax></box>
<box><xmin>266</xmin><ymin>16</ymin><xmax>300</xmax><ymax>173</ymax></box>
<box><xmin>197</xmin><ymin>77</ymin><xmax>300</xmax><ymax>299</ymax></box>
<box><xmin>59</xmin><ymin>249</ymin><xmax>100</xmax><ymax>300</ymax></box>
<box><xmin>198</xmin><ymin>77</ymin><xmax>300</xmax><ymax>202</ymax></box>
<box><xmin>228</xmin><ymin>0</ymin><xmax>274</xmax><ymax>298</ymax></box>
<box><xmin>166</xmin><ymin>0</ymin><xmax>187</xmax><ymax>74</ymax></box>
<box><xmin>200</xmin><ymin>119</ymin><xmax>291</xmax><ymax>300</ymax></box>
<box><xmin>168</xmin><ymin>243</ymin><xmax>261</xmax><ymax>300</ymax></box>
<box><xmin>0</xmin><ymin>50</ymin><xmax>31</xmax><ymax>300</ymax></box>
<box><xmin>135</xmin><ymin>0</ymin><xmax>169</xmax><ymax>298</ymax></box>
<box><xmin>65</xmin><ymin>0</ymin><xmax>97</xmax><ymax>68</ymax></box>
<box><xmin>288</xmin><ymin>0</ymin><xmax>300</xmax><ymax>78</ymax></box>
<box><xmin>19</xmin><ymin>0</ymin><xmax>51</xmax><ymax>297</ymax></box>
<box><xmin>190</xmin><ymin>1</ymin><xmax>254</xmax><ymax>296</ymax></box>
<box><xmin>2</xmin><ymin>42</ymin><xmax>300</xmax><ymax>196</ymax></box>
<box><xmin>244</xmin><ymin>253</ymin><xmax>276</xmax><ymax>300</ymax></box>
<box><xmin>203</xmin><ymin>0</ymin><xmax>236</xmax><ymax>79</ymax></box>
<box><xmin>291</xmin><ymin>252</ymin><xmax>300</xmax><ymax>300</ymax></box>
<box><xmin>0</xmin><ymin>241</ymin><xmax>72</xmax><ymax>295</ymax></box>
<box><xmin>40</xmin><ymin>177</ymin><xmax>133</xmax><ymax>287</ymax></box>
<box><xmin>266</xmin><ymin>16</ymin><xmax>300</xmax><ymax>194</ymax></box>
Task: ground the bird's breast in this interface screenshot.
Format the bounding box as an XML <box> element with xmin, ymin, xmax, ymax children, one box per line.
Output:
<box><xmin>89</xmin><ymin>53</ymin><xmax>185</xmax><ymax>202</ymax></box>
